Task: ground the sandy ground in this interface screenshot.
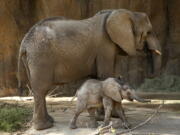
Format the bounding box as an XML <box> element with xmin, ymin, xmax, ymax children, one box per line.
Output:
<box><xmin>0</xmin><ymin>97</ymin><xmax>180</xmax><ymax>135</ymax></box>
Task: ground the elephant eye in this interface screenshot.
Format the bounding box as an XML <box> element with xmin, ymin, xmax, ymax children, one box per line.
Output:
<box><xmin>122</xmin><ymin>85</ymin><xmax>128</xmax><ymax>90</ymax></box>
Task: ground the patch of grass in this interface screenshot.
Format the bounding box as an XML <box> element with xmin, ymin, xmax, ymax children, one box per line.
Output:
<box><xmin>138</xmin><ymin>74</ymin><xmax>180</xmax><ymax>92</ymax></box>
<box><xmin>0</xmin><ymin>103</ymin><xmax>32</xmax><ymax>132</ymax></box>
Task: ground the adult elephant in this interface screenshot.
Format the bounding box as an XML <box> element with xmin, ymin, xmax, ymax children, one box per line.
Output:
<box><xmin>18</xmin><ymin>9</ymin><xmax>161</xmax><ymax>130</ymax></box>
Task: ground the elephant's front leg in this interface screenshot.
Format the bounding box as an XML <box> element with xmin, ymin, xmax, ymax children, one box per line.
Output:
<box><xmin>33</xmin><ymin>93</ymin><xmax>53</xmax><ymax>130</ymax></box>
<box><xmin>114</xmin><ymin>102</ymin><xmax>131</xmax><ymax>129</ymax></box>
<box><xmin>103</xmin><ymin>97</ymin><xmax>113</xmax><ymax>126</ymax></box>
<box><xmin>95</xmin><ymin>107</ymin><xmax>104</xmax><ymax>121</ymax></box>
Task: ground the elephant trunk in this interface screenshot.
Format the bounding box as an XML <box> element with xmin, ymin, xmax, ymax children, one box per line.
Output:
<box><xmin>151</xmin><ymin>51</ymin><xmax>162</xmax><ymax>77</ymax></box>
<box><xmin>133</xmin><ymin>94</ymin><xmax>151</xmax><ymax>103</ymax></box>
<box><xmin>146</xmin><ymin>33</ymin><xmax>162</xmax><ymax>77</ymax></box>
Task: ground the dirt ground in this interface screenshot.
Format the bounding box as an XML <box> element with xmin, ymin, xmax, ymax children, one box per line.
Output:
<box><xmin>0</xmin><ymin>96</ymin><xmax>180</xmax><ymax>135</ymax></box>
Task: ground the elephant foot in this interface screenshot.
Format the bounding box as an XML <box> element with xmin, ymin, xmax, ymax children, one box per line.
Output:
<box><xmin>69</xmin><ymin>123</ymin><xmax>77</xmax><ymax>129</ymax></box>
<box><xmin>95</xmin><ymin>115</ymin><xmax>104</xmax><ymax>121</ymax></box>
<box><xmin>122</xmin><ymin>122</ymin><xmax>131</xmax><ymax>129</ymax></box>
<box><xmin>102</xmin><ymin>121</ymin><xmax>110</xmax><ymax>127</ymax></box>
<box><xmin>33</xmin><ymin>120</ymin><xmax>53</xmax><ymax>130</ymax></box>
<box><xmin>47</xmin><ymin>114</ymin><xmax>54</xmax><ymax>123</ymax></box>
<box><xmin>89</xmin><ymin>120</ymin><xmax>98</xmax><ymax>128</ymax></box>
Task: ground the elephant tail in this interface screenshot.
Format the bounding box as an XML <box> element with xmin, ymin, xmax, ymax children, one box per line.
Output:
<box><xmin>17</xmin><ymin>45</ymin><xmax>31</xmax><ymax>96</ymax></box>
<box><xmin>71</xmin><ymin>90</ymin><xmax>78</xmax><ymax>103</ymax></box>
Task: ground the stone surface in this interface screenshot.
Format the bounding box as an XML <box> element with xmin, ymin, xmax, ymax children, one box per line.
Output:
<box><xmin>0</xmin><ymin>0</ymin><xmax>179</xmax><ymax>96</ymax></box>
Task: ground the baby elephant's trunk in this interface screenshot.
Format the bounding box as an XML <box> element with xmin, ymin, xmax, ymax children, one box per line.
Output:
<box><xmin>133</xmin><ymin>95</ymin><xmax>151</xmax><ymax>103</ymax></box>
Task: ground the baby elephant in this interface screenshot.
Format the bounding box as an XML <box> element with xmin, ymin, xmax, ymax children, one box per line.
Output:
<box><xmin>70</xmin><ymin>77</ymin><xmax>150</xmax><ymax>129</ymax></box>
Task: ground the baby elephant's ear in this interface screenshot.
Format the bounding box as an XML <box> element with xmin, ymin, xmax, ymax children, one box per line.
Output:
<box><xmin>103</xmin><ymin>83</ymin><xmax>122</xmax><ymax>103</ymax></box>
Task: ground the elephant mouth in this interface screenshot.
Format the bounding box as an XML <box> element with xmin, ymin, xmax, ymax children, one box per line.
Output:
<box><xmin>118</xmin><ymin>47</ymin><xmax>129</xmax><ymax>56</ymax></box>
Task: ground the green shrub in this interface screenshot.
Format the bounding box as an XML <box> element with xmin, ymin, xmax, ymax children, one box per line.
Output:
<box><xmin>0</xmin><ymin>103</ymin><xmax>32</xmax><ymax>132</ymax></box>
<box><xmin>138</xmin><ymin>74</ymin><xmax>180</xmax><ymax>92</ymax></box>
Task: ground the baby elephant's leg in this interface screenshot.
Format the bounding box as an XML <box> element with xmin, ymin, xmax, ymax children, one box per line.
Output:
<box><xmin>87</xmin><ymin>108</ymin><xmax>98</xmax><ymax>128</ymax></box>
<box><xmin>103</xmin><ymin>97</ymin><xmax>113</xmax><ymax>126</ymax></box>
<box><xmin>69</xmin><ymin>100</ymin><xmax>86</xmax><ymax>129</ymax></box>
<box><xmin>95</xmin><ymin>107</ymin><xmax>104</xmax><ymax>121</ymax></box>
<box><xmin>114</xmin><ymin>102</ymin><xmax>131</xmax><ymax>129</ymax></box>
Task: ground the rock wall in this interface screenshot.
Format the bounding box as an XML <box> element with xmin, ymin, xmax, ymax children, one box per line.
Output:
<box><xmin>165</xmin><ymin>0</ymin><xmax>180</xmax><ymax>75</ymax></box>
<box><xmin>0</xmin><ymin>0</ymin><xmax>179</xmax><ymax>96</ymax></box>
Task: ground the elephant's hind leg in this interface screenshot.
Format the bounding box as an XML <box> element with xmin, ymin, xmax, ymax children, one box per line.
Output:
<box><xmin>30</xmin><ymin>65</ymin><xmax>54</xmax><ymax>130</ymax></box>
<box><xmin>70</xmin><ymin>99</ymin><xmax>87</xmax><ymax>129</ymax></box>
<box><xmin>33</xmin><ymin>93</ymin><xmax>53</xmax><ymax>130</ymax></box>
<box><xmin>87</xmin><ymin>108</ymin><xmax>98</xmax><ymax>128</ymax></box>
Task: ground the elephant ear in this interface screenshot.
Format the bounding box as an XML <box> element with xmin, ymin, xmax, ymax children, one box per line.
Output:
<box><xmin>106</xmin><ymin>10</ymin><xmax>137</xmax><ymax>56</ymax></box>
<box><xmin>103</xmin><ymin>79</ymin><xmax>122</xmax><ymax>102</ymax></box>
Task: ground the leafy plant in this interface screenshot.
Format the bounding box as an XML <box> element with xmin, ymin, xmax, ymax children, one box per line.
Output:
<box><xmin>0</xmin><ymin>103</ymin><xmax>32</xmax><ymax>132</ymax></box>
<box><xmin>138</xmin><ymin>74</ymin><xmax>180</xmax><ymax>92</ymax></box>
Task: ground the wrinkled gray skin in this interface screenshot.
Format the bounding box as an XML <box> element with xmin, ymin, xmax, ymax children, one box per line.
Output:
<box><xmin>69</xmin><ymin>78</ymin><xmax>150</xmax><ymax>129</ymax></box>
<box><xmin>18</xmin><ymin>9</ymin><xmax>161</xmax><ymax>130</ymax></box>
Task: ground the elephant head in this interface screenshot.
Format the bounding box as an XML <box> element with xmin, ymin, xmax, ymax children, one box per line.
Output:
<box><xmin>120</xmin><ymin>84</ymin><xmax>150</xmax><ymax>102</ymax></box>
<box><xmin>102</xmin><ymin>78</ymin><xmax>150</xmax><ymax>103</ymax></box>
<box><xmin>105</xmin><ymin>9</ymin><xmax>162</xmax><ymax>77</ymax></box>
